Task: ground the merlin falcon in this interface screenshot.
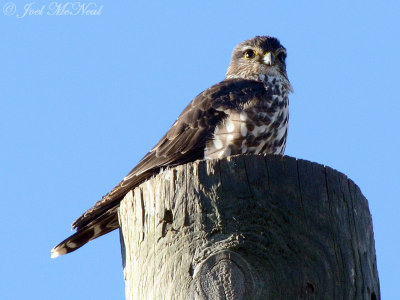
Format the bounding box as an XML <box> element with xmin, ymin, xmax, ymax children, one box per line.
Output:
<box><xmin>51</xmin><ymin>36</ymin><xmax>293</xmax><ymax>258</ymax></box>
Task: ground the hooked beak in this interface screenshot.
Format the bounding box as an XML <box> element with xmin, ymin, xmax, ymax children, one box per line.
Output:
<box><xmin>263</xmin><ymin>52</ymin><xmax>275</xmax><ymax>66</ymax></box>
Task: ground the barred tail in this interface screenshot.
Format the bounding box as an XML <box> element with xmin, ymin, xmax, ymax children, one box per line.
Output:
<box><xmin>51</xmin><ymin>207</ymin><xmax>119</xmax><ymax>258</ymax></box>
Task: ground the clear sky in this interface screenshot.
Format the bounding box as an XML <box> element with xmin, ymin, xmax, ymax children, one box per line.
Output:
<box><xmin>1</xmin><ymin>0</ymin><xmax>399</xmax><ymax>299</ymax></box>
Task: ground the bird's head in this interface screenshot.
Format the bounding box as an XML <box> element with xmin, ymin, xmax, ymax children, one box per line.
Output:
<box><xmin>226</xmin><ymin>36</ymin><xmax>291</xmax><ymax>89</ymax></box>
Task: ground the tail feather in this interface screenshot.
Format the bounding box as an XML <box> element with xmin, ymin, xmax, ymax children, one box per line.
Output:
<box><xmin>51</xmin><ymin>206</ymin><xmax>119</xmax><ymax>258</ymax></box>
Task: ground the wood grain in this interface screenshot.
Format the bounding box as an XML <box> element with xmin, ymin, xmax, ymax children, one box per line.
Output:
<box><xmin>118</xmin><ymin>154</ymin><xmax>380</xmax><ymax>300</ymax></box>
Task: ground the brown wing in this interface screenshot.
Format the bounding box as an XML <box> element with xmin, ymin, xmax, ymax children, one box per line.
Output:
<box><xmin>72</xmin><ymin>78</ymin><xmax>267</xmax><ymax>230</ymax></box>
<box><xmin>51</xmin><ymin>78</ymin><xmax>267</xmax><ymax>257</ymax></box>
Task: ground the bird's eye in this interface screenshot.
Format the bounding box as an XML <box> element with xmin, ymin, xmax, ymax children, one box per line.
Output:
<box><xmin>277</xmin><ymin>51</ymin><xmax>287</xmax><ymax>62</ymax></box>
<box><xmin>244</xmin><ymin>49</ymin><xmax>256</xmax><ymax>60</ymax></box>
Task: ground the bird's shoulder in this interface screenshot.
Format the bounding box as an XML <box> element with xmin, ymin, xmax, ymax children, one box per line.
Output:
<box><xmin>71</xmin><ymin>78</ymin><xmax>267</xmax><ymax>231</ymax></box>
<box><xmin>163</xmin><ymin>78</ymin><xmax>267</xmax><ymax>140</ymax></box>
<box><xmin>187</xmin><ymin>78</ymin><xmax>267</xmax><ymax>112</ymax></box>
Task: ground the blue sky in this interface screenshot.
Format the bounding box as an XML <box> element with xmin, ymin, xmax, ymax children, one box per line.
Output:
<box><xmin>1</xmin><ymin>0</ymin><xmax>399</xmax><ymax>299</ymax></box>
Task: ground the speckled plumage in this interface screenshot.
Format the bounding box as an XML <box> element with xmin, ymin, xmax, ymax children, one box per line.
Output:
<box><xmin>52</xmin><ymin>36</ymin><xmax>292</xmax><ymax>257</ymax></box>
<box><xmin>205</xmin><ymin>75</ymin><xmax>289</xmax><ymax>159</ymax></box>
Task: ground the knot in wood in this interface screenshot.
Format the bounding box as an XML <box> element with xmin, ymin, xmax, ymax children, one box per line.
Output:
<box><xmin>192</xmin><ymin>250</ymin><xmax>254</xmax><ymax>300</ymax></box>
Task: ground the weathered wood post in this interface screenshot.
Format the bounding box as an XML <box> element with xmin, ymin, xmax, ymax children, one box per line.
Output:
<box><xmin>118</xmin><ymin>155</ymin><xmax>380</xmax><ymax>300</ymax></box>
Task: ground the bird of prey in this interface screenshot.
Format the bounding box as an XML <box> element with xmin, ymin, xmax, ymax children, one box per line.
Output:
<box><xmin>51</xmin><ymin>36</ymin><xmax>292</xmax><ymax>258</ymax></box>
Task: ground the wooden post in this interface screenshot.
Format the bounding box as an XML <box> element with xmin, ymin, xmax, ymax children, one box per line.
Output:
<box><xmin>118</xmin><ymin>155</ymin><xmax>380</xmax><ymax>300</ymax></box>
